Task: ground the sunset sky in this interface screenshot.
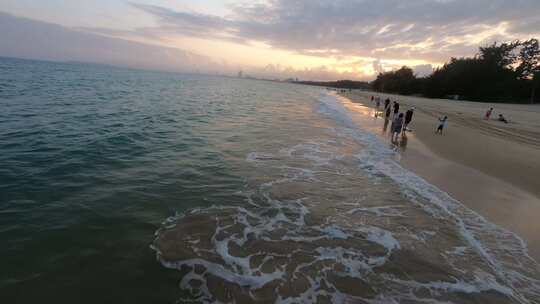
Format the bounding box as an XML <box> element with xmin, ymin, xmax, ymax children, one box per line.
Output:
<box><xmin>1</xmin><ymin>0</ymin><xmax>539</xmax><ymax>80</ymax></box>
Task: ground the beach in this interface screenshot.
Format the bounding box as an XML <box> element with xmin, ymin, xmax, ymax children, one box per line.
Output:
<box><xmin>3</xmin><ymin>0</ymin><xmax>540</xmax><ymax>302</ymax></box>
<box><xmin>341</xmin><ymin>90</ymin><xmax>540</xmax><ymax>260</ymax></box>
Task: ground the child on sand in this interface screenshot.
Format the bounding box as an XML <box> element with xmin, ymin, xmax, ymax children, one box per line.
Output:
<box><xmin>436</xmin><ymin>116</ymin><xmax>448</xmax><ymax>134</ymax></box>
<box><xmin>485</xmin><ymin>108</ymin><xmax>493</xmax><ymax>120</ymax></box>
<box><xmin>435</xmin><ymin>116</ymin><xmax>448</xmax><ymax>135</ymax></box>
<box><xmin>498</xmin><ymin>114</ymin><xmax>508</xmax><ymax>123</ymax></box>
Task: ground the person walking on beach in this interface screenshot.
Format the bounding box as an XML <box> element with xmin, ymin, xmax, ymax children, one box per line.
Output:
<box><xmin>384</xmin><ymin>98</ymin><xmax>390</xmax><ymax>111</ymax></box>
<box><xmin>393</xmin><ymin>101</ymin><xmax>400</xmax><ymax>117</ymax></box>
<box><xmin>485</xmin><ymin>108</ymin><xmax>493</xmax><ymax>120</ymax></box>
<box><xmin>385</xmin><ymin>105</ymin><xmax>392</xmax><ymax>119</ymax></box>
<box><xmin>404</xmin><ymin>107</ymin><xmax>415</xmax><ymax>132</ymax></box>
<box><xmin>436</xmin><ymin>116</ymin><xmax>448</xmax><ymax>134</ymax></box>
<box><xmin>392</xmin><ymin>113</ymin><xmax>404</xmax><ymax>141</ymax></box>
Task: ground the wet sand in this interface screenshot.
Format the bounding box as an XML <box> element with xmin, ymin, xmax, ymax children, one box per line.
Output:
<box><xmin>340</xmin><ymin>91</ymin><xmax>540</xmax><ymax>260</ymax></box>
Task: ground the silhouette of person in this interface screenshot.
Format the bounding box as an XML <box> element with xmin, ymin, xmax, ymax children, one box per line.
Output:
<box><xmin>404</xmin><ymin>108</ymin><xmax>414</xmax><ymax>132</ymax></box>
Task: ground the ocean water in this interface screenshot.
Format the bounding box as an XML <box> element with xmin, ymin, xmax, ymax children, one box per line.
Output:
<box><xmin>1</xmin><ymin>57</ymin><xmax>540</xmax><ymax>303</ymax></box>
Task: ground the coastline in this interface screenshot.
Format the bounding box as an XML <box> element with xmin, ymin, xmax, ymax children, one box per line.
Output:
<box><xmin>338</xmin><ymin>91</ymin><xmax>540</xmax><ymax>261</ymax></box>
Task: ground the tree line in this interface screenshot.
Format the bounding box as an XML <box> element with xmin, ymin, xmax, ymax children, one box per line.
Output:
<box><xmin>371</xmin><ymin>39</ymin><xmax>540</xmax><ymax>103</ymax></box>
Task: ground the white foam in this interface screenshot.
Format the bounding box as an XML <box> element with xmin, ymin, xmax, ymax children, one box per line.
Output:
<box><xmin>360</xmin><ymin>226</ymin><xmax>401</xmax><ymax>251</ymax></box>
<box><xmin>346</xmin><ymin>205</ymin><xmax>405</xmax><ymax>217</ymax></box>
<box><xmin>246</xmin><ymin>151</ymin><xmax>276</xmax><ymax>162</ymax></box>
<box><xmin>446</xmin><ymin>246</ymin><xmax>468</xmax><ymax>256</ymax></box>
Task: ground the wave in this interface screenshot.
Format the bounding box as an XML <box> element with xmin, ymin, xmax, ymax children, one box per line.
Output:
<box><xmin>151</xmin><ymin>91</ymin><xmax>540</xmax><ymax>303</ymax></box>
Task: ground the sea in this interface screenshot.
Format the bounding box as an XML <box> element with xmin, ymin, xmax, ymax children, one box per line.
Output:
<box><xmin>1</xmin><ymin>57</ymin><xmax>540</xmax><ymax>303</ymax></box>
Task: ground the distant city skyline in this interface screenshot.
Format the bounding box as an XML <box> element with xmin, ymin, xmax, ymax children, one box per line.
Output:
<box><xmin>1</xmin><ymin>0</ymin><xmax>539</xmax><ymax>81</ymax></box>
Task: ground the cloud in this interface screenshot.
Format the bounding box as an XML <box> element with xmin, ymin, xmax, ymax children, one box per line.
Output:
<box><xmin>0</xmin><ymin>12</ymin><xmax>372</xmax><ymax>81</ymax></box>
<box><xmin>0</xmin><ymin>12</ymin><xmax>220</xmax><ymax>74</ymax></box>
<box><xmin>372</xmin><ymin>59</ymin><xmax>384</xmax><ymax>74</ymax></box>
<box><xmin>413</xmin><ymin>64</ymin><xmax>434</xmax><ymax>77</ymax></box>
<box><xmin>125</xmin><ymin>0</ymin><xmax>540</xmax><ymax>63</ymax></box>
<box><xmin>4</xmin><ymin>1</ymin><xmax>539</xmax><ymax>81</ymax></box>
<box><xmin>245</xmin><ymin>63</ymin><xmax>373</xmax><ymax>81</ymax></box>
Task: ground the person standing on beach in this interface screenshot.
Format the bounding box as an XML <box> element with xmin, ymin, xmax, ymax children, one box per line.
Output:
<box><xmin>392</xmin><ymin>113</ymin><xmax>404</xmax><ymax>141</ymax></box>
<box><xmin>393</xmin><ymin>101</ymin><xmax>400</xmax><ymax>117</ymax></box>
<box><xmin>485</xmin><ymin>108</ymin><xmax>493</xmax><ymax>120</ymax></box>
<box><xmin>375</xmin><ymin>99</ymin><xmax>381</xmax><ymax>117</ymax></box>
<box><xmin>404</xmin><ymin>108</ymin><xmax>415</xmax><ymax>132</ymax></box>
<box><xmin>384</xmin><ymin>98</ymin><xmax>390</xmax><ymax>111</ymax></box>
<box><xmin>436</xmin><ymin>116</ymin><xmax>448</xmax><ymax>134</ymax></box>
<box><xmin>385</xmin><ymin>105</ymin><xmax>392</xmax><ymax>119</ymax></box>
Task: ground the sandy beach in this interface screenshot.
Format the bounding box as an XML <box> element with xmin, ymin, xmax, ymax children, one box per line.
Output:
<box><xmin>340</xmin><ymin>90</ymin><xmax>540</xmax><ymax>260</ymax></box>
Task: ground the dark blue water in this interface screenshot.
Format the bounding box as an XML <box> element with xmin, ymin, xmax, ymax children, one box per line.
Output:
<box><xmin>2</xmin><ymin>57</ymin><xmax>540</xmax><ymax>303</ymax></box>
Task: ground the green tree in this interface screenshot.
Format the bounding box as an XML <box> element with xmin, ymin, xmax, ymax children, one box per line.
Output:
<box><xmin>531</xmin><ymin>71</ymin><xmax>540</xmax><ymax>103</ymax></box>
<box><xmin>370</xmin><ymin>39</ymin><xmax>540</xmax><ymax>103</ymax></box>
<box><xmin>516</xmin><ymin>39</ymin><xmax>540</xmax><ymax>80</ymax></box>
<box><xmin>478</xmin><ymin>40</ymin><xmax>520</xmax><ymax>68</ymax></box>
<box><xmin>372</xmin><ymin>66</ymin><xmax>417</xmax><ymax>95</ymax></box>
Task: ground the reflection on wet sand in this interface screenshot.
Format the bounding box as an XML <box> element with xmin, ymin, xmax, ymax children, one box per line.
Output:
<box><xmin>391</xmin><ymin>132</ymin><xmax>409</xmax><ymax>152</ymax></box>
<box><xmin>398</xmin><ymin>133</ymin><xmax>408</xmax><ymax>151</ymax></box>
<box><xmin>382</xmin><ymin>117</ymin><xmax>409</xmax><ymax>152</ymax></box>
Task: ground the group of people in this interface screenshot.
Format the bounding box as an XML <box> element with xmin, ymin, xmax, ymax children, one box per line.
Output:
<box><xmin>371</xmin><ymin>96</ymin><xmax>418</xmax><ymax>141</ymax></box>
<box><xmin>369</xmin><ymin>96</ymin><xmax>512</xmax><ymax>148</ymax></box>
<box><xmin>484</xmin><ymin>107</ymin><xmax>509</xmax><ymax>123</ymax></box>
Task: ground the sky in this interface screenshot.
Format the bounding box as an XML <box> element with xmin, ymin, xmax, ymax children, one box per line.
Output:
<box><xmin>1</xmin><ymin>0</ymin><xmax>539</xmax><ymax>80</ymax></box>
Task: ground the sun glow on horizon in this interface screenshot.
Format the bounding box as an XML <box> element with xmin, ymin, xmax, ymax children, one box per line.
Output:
<box><xmin>1</xmin><ymin>0</ymin><xmax>538</xmax><ymax>81</ymax></box>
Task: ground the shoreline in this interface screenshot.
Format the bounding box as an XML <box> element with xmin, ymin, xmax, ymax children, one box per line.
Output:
<box><xmin>337</xmin><ymin>91</ymin><xmax>540</xmax><ymax>261</ymax></box>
